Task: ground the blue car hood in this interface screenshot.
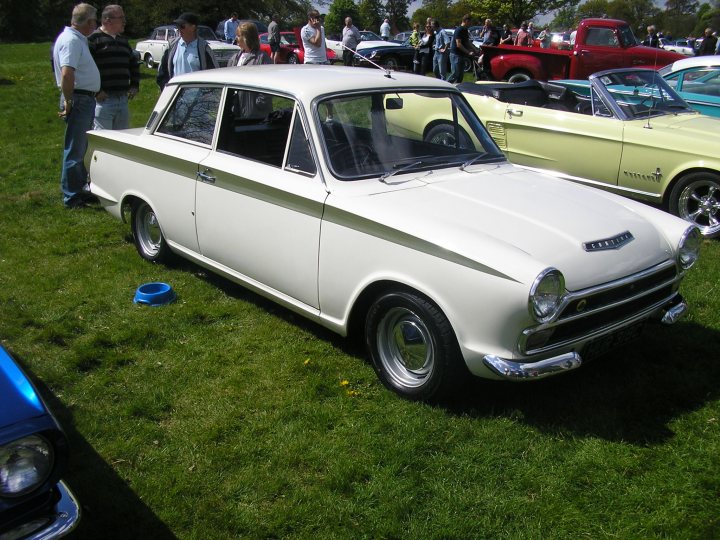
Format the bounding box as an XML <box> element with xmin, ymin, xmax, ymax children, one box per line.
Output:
<box><xmin>0</xmin><ymin>346</ymin><xmax>46</xmax><ymax>430</ymax></box>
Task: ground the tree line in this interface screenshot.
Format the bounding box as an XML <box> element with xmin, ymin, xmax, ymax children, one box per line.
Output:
<box><xmin>1</xmin><ymin>0</ymin><xmax>717</xmax><ymax>43</ymax></box>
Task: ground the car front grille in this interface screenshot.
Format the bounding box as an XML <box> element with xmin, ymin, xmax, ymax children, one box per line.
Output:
<box><xmin>521</xmin><ymin>260</ymin><xmax>681</xmax><ymax>355</ymax></box>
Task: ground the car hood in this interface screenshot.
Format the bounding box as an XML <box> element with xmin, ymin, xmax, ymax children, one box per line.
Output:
<box><xmin>0</xmin><ymin>346</ymin><xmax>46</xmax><ymax>430</ymax></box>
<box><xmin>634</xmin><ymin>112</ymin><xmax>720</xmax><ymax>155</ymax></box>
<box><xmin>331</xmin><ymin>163</ymin><xmax>676</xmax><ymax>290</ymax></box>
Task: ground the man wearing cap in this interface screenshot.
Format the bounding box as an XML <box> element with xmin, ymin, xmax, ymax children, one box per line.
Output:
<box><xmin>52</xmin><ymin>2</ymin><xmax>101</xmax><ymax>209</ymax></box>
<box><xmin>157</xmin><ymin>12</ymin><xmax>218</xmax><ymax>90</ymax></box>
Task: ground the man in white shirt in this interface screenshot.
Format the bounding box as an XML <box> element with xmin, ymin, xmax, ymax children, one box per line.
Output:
<box><xmin>380</xmin><ymin>18</ymin><xmax>391</xmax><ymax>40</ymax></box>
<box><xmin>301</xmin><ymin>10</ymin><xmax>328</xmax><ymax>64</ymax></box>
<box><xmin>52</xmin><ymin>2</ymin><xmax>101</xmax><ymax>208</ymax></box>
<box><xmin>341</xmin><ymin>17</ymin><xmax>361</xmax><ymax>66</ymax></box>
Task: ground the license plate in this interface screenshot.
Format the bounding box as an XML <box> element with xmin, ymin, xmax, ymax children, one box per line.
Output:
<box><xmin>581</xmin><ymin>322</ymin><xmax>645</xmax><ymax>361</ymax></box>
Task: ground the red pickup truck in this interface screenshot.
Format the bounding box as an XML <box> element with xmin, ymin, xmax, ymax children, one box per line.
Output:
<box><xmin>481</xmin><ymin>18</ymin><xmax>685</xmax><ymax>82</ymax></box>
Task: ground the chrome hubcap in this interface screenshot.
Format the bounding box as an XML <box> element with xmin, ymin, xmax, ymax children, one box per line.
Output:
<box><xmin>679</xmin><ymin>181</ymin><xmax>720</xmax><ymax>236</ymax></box>
<box><xmin>138</xmin><ymin>206</ymin><xmax>161</xmax><ymax>256</ymax></box>
<box><xmin>376</xmin><ymin>307</ymin><xmax>434</xmax><ymax>388</ymax></box>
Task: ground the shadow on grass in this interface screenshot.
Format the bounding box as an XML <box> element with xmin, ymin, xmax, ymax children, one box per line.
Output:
<box><xmin>14</xmin><ymin>354</ymin><xmax>177</xmax><ymax>540</ymax></box>
<box><xmin>445</xmin><ymin>321</ymin><xmax>720</xmax><ymax>445</ymax></box>
<box><xmin>145</xmin><ymin>254</ymin><xmax>720</xmax><ymax>446</ymax></box>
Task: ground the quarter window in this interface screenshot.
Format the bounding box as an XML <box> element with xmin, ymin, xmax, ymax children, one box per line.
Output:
<box><xmin>156</xmin><ymin>86</ymin><xmax>222</xmax><ymax>145</ymax></box>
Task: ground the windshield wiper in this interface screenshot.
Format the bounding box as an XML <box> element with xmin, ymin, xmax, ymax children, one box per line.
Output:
<box><xmin>460</xmin><ymin>153</ymin><xmax>488</xmax><ymax>171</ymax></box>
<box><xmin>379</xmin><ymin>160</ymin><xmax>432</xmax><ymax>183</ymax></box>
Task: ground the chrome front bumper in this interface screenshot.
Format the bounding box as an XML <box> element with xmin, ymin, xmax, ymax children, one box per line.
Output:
<box><xmin>483</xmin><ymin>300</ymin><xmax>688</xmax><ymax>381</ymax></box>
<box><xmin>18</xmin><ymin>480</ymin><xmax>81</xmax><ymax>540</ymax></box>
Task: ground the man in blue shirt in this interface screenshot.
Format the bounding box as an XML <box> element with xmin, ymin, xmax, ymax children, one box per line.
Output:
<box><xmin>52</xmin><ymin>2</ymin><xmax>101</xmax><ymax>208</ymax></box>
<box><xmin>157</xmin><ymin>13</ymin><xmax>218</xmax><ymax>90</ymax></box>
<box><xmin>432</xmin><ymin>20</ymin><xmax>450</xmax><ymax>80</ymax></box>
<box><xmin>224</xmin><ymin>13</ymin><xmax>239</xmax><ymax>43</ymax></box>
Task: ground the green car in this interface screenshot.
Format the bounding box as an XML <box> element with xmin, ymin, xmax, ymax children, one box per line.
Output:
<box><xmin>461</xmin><ymin>68</ymin><xmax>720</xmax><ymax>238</ymax></box>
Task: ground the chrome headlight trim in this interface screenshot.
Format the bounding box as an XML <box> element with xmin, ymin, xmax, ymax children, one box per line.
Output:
<box><xmin>528</xmin><ymin>268</ymin><xmax>566</xmax><ymax>323</ymax></box>
<box><xmin>0</xmin><ymin>435</ymin><xmax>54</xmax><ymax>497</ymax></box>
<box><xmin>678</xmin><ymin>226</ymin><xmax>701</xmax><ymax>270</ymax></box>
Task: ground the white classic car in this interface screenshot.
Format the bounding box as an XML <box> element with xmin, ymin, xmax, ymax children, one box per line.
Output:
<box><xmin>85</xmin><ymin>66</ymin><xmax>700</xmax><ymax>400</ymax></box>
<box><xmin>135</xmin><ymin>25</ymin><xmax>240</xmax><ymax>69</ymax></box>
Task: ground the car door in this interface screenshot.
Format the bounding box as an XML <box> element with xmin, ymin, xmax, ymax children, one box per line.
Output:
<box><xmin>497</xmin><ymin>100</ymin><xmax>623</xmax><ymax>186</ymax></box>
<box><xmin>195</xmin><ymin>88</ymin><xmax>326</xmax><ymax>309</ymax></box>
<box><xmin>144</xmin><ymin>85</ymin><xmax>221</xmax><ymax>253</ymax></box>
<box><xmin>573</xmin><ymin>27</ymin><xmax>626</xmax><ymax>78</ymax></box>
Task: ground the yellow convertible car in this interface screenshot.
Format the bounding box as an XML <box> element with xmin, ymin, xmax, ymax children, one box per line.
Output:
<box><xmin>459</xmin><ymin>69</ymin><xmax>720</xmax><ymax>238</ymax></box>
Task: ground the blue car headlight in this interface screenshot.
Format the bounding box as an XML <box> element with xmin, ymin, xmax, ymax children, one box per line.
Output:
<box><xmin>0</xmin><ymin>435</ymin><xmax>54</xmax><ymax>497</ymax></box>
<box><xmin>529</xmin><ymin>268</ymin><xmax>566</xmax><ymax>322</ymax></box>
<box><xmin>678</xmin><ymin>226</ymin><xmax>701</xmax><ymax>270</ymax></box>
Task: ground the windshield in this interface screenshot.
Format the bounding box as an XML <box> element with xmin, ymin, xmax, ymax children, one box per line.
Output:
<box><xmin>618</xmin><ymin>25</ymin><xmax>638</xmax><ymax>46</ymax></box>
<box><xmin>316</xmin><ymin>90</ymin><xmax>504</xmax><ymax>180</ymax></box>
<box><xmin>198</xmin><ymin>26</ymin><xmax>219</xmax><ymax>41</ymax></box>
<box><xmin>596</xmin><ymin>70</ymin><xmax>693</xmax><ymax>119</ymax></box>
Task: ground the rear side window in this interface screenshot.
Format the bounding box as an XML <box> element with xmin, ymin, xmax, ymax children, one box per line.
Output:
<box><xmin>156</xmin><ymin>86</ymin><xmax>223</xmax><ymax>146</ymax></box>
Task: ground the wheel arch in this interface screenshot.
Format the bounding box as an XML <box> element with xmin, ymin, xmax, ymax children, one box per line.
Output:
<box><xmin>662</xmin><ymin>166</ymin><xmax>720</xmax><ymax>209</ymax></box>
<box><xmin>421</xmin><ymin>119</ymin><xmax>472</xmax><ymax>143</ymax></box>
<box><xmin>346</xmin><ymin>279</ymin><xmax>453</xmax><ymax>342</ymax></box>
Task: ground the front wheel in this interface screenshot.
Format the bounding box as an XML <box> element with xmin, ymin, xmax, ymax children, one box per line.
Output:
<box><xmin>287</xmin><ymin>53</ymin><xmax>299</xmax><ymax>65</ymax></box>
<box><xmin>365</xmin><ymin>290</ymin><xmax>466</xmax><ymax>401</ymax></box>
<box><xmin>384</xmin><ymin>55</ymin><xmax>400</xmax><ymax>70</ymax></box>
<box><xmin>668</xmin><ymin>172</ymin><xmax>720</xmax><ymax>238</ymax></box>
<box><xmin>144</xmin><ymin>53</ymin><xmax>154</xmax><ymax>69</ymax></box>
<box><xmin>424</xmin><ymin>123</ymin><xmax>473</xmax><ymax>150</ymax></box>
<box><xmin>131</xmin><ymin>200</ymin><xmax>172</xmax><ymax>262</ymax></box>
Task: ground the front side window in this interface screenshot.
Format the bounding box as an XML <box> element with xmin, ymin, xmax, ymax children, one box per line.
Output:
<box><xmin>156</xmin><ymin>86</ymin><xmax>222</xmax><ymax>145</ymax></box>
<box><xmin>316</xmin><ymin>90</ymin><xmax>504</xmax><ymax>180</ymax></box>
<box><xmin>216</xmin><ymin>90</ymin><xmax>312</xmax><ymax>171</ymax></box>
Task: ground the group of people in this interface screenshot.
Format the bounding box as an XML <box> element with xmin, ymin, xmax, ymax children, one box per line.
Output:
<box><xmin>52</xmin><ymin>3</ymin><xmax>138</xmax><ymax>209</ymax></box>
<box><xmin>643</xmin><ymin>24</ymin><xmax>719</xmax><ymax>55</ymax></box>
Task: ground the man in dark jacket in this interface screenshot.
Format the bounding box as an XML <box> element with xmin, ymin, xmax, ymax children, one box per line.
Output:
<box><xmin>696</xmin><ymin>28</ymin><xmax>717</xmax><ymax>56</ymax></box>
<box><xmin>157</xmin><ymin>12</ymin><xmax>218</xmax><ymax>90</ymax></box>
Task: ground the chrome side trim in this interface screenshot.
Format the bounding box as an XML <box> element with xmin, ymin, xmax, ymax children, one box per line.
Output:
<box><xmin>483</xmin><ymin>352</ymin><xmax>582</xmax><ymax>380</ymax></box>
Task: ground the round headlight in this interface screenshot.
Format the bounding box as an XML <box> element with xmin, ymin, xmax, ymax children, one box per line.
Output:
<box><xmin>0</xmin><ymin>435</ymin><xmax>54</xmax><ymax>497</ymax></box>
<box><xmin>678</xmin><ymin>226</ymin><xmax>701</xmax><ymax>270</ymax></box>
<box><xmin>529</xmin><ymin>268</ymin><xmax>566</xmax><ymax>322</ymax></box>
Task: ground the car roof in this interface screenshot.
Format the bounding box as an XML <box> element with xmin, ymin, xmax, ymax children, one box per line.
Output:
<box><xmin>169</xmin><ymin>65</ymin><xmax>454</xmax><ymax>101</ymax></box>
<box><xmin>665</xmin><ymin>56</ymin><xmax>720</xmax><ymax>72</ymax></box>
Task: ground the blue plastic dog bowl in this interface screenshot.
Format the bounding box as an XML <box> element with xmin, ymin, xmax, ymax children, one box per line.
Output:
<box><xmin>133</xmin><ymin>282</ymin><xmax>176</xmax><ymax>307</ymax></box>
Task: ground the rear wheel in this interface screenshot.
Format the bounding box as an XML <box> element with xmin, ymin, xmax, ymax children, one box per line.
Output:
<box><xmin>669</xmin><ymin>171</ymin><xmax>720</xmax><ymax>238</ymax></box>
<box><xmin>287</xmin><ymin>53</ymin><xmax>299</xmax><ymax>64</ymax></box>
<box><xmin>131</xmin><ymin>200</ymin><xmax>172</xmax><ymax>262</ymax></box>
<box><xmin>507</xmin><ymin>70</ymin><xmax>532</xmax><ymax>83</ymax></box>
<box><xmin>365</xmin><ymin>290</ymin><xmax>466</xmax><ymax>401</ymax></box>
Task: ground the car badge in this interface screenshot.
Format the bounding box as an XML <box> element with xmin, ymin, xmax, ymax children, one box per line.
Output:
<box><xmin>583</xmin><ymin>231</ymin><xmax>634</xmax><ymax>252</ymax></box>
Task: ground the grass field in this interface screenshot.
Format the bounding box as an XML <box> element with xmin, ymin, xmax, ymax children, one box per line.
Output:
<box><xmin>1</xmin><ymin>42</ymin><xmax>720</xmax><ymax>539</ymax></box>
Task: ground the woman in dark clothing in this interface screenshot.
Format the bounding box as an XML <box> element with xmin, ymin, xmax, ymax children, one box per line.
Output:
<box><xmin>416</xmin><ymin>23</ymin><xmax>436</xmax><ymax>75</ymax></box>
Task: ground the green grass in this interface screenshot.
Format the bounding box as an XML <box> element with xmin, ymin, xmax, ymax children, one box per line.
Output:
<box><xmin>2</xmin><ymin>42</ymin><xmax>720</xmax><ymax>539</ymax></box>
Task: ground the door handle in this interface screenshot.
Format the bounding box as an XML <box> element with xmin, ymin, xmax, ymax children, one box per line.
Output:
<box><xmin>197</xmin><ymin>169</ymin><xmax>216</xmax><ymax>184</ymax></box>
<box><xmin>507</xmin><ymin>109</ymin><xmax>523</xmax><ymax>118</ymax></box>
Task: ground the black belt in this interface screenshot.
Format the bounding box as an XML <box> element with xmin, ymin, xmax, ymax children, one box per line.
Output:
<box><xmin>73</xmin><ymin>89</ymin><xmax>96</xmax><ymax>97</ymax></box>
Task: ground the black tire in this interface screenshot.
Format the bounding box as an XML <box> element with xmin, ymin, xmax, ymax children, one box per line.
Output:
<box><xmin>287</xmin><ymin>53</ymin><xmax>299</xmax><ymax>65</ymax></box>
<box><xmin>462</xmin><ymin>57</ymin><xmax>473</xmax><ymax>72</ymax></box>
<box><xmin>384</xmin><ymin>55</ymin><xmax>400</xmax><ymax>70</ymax></box>
<box><xmin>507</xmin><ymin>70</ymin><xmax>532</xmax><ymax>83</ymax></box>
<box><xmin>365</xmin><ymin>290</ymin><xmax>466</xmax><ymax>401</ymax></box>
<box><xmin>144</xmin><ymin>54</ymin><xmax>154</xmax><ymax>69</ymax></box>
<box><xmin>131</xmin><ymin>200</ymin><xmax>172</xmax><ymax>262</ymax></box>
<box><xmin>668</xmin><ymin>171</ymin><xmax>720</xmax><ymax>238</ymax></box>
<box><xmin>424</xmin><ymin>123</ymin><xmax>474</xmax><ymax>150</ymax></box>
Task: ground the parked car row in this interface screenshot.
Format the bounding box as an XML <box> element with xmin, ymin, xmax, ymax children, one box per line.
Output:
<box><xmin>135</xmin><ymin>24</ymin><xmax>240</xmax><ymax>69</ymax></box>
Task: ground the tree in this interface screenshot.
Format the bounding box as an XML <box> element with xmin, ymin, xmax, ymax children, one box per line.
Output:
<box><xmin>473</xmin><ymin>0</ymin><xmax>581</xmax><ymax>28</ymax></box>
<box><xmin>358</xmin><ymin>0</ymin><xmax>384</xmax><ymax>31</ymax></box>
<box><xmin>608</xmin><ymin>0</ymin><xmax>660</xmax><ymax>34</ymax></box>
<box><xmin>551</xmin><ymin>5</ymin><xmax>578</xmax><ymax>29</ymax></box>
<box><xmin>576</xmin><ymin>0</ymin><xmax>609</xmax><ymax>19</ymax></box>
<box><xmin>385</xmin><ymin>0</ymin><xmax>411</xmax><ymax>33</ymax></box>
<box><xmin>665</xmin><ymin>0</ymin><xmax>700</xmax><ymax>15</ymax></box>
<box><xmin>325</xmin><ymin>0</ymin><xmax>362</xmax><ymax>36</ymax></box>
